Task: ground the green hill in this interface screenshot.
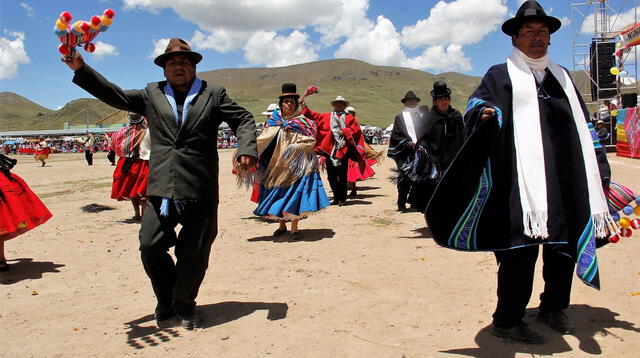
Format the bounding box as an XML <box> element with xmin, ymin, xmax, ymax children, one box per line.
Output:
<box><xmin>2</xmin><ymin>58</ymin><xmax>603</xmax><ymax>131</ymax></box>
<box><xmin>199</xmin><ymin>58</ymin><xmax>481</xmax><ymax>128</ymax></box>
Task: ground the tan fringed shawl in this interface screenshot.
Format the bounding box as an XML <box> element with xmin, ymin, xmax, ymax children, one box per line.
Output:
<box><xmin>257</xmin><ymin>124</ymin><xmax>318</xmax><ymax>188</ymax></box>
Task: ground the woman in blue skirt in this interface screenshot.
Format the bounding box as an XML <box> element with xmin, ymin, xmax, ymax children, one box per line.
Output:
<box><xmin>252</xmin><ymin>83</ymin><xmax>330</xmax><ymax>238</ymax></box>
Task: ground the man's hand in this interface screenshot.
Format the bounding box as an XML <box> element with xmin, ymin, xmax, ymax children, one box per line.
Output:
<box><xmin>480</xmin><ymin>107</ymin><xmax>496</xmax><ymax>121</ymax></box>
<box><xmin>236</xmin><ymin>155</ymin><xmax>257</xmax><ymax>171</ymax></box>
<box><xmin>61</xmin><ymin>52</ymin><xmax>85</xmax><ymax>71</ymax></box>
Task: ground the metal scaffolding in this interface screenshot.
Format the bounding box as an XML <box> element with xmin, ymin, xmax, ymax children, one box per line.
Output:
<box><xmin>572</xmin><ymin>0</ymin><xmax>639</xmax><ymax>144</ymax></box>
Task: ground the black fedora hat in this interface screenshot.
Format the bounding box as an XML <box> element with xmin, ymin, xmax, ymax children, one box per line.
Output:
<box><xmin>430</xmin><ymin>80</ymin><xmax>452</xmax><ymax>98</ymax></box>
<box><xmin>154</xmin><ymin>38</ymin><xmax>203</xmax><ymax>67</ymax></box>
<box><xmin>502</xmin><ymin>1</ymin><xmax>561</xmax><ymax>36</ymax></box>
<box><xmin>401</xmin><ymin>91</ymin><xmax>421</xmax><ymax>103</ymax></box>
<box><xmin>279</xmin><ymin>83</ymin><xmax>300</xmax><ymax>98</ymax></box>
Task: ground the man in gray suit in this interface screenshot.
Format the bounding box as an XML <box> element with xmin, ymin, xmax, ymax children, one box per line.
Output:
<box><xmin>63</xmin><ymin>38</ymin><xmax>257</xmax><ymax>329</ymax></box>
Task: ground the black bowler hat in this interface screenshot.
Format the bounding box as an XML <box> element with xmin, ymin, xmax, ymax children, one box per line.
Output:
<box><xmin>154</xmin><ymin>38</ymin><xmax>203</xmax><ymax>67</ymax></box>
<box><xmin>279</xmin><ymin>83</ymin><xmax>300</xmax><ymax>98</ymax></box>
<box><xmin>430</xmin><ymin>80</ymin><xmax>452</xmax><ymax>99</ymax></box>
<box><xmin>401</xmin><ymin>91</ymin><xmax>420</xmax><ymax>103</ymax></box>
<box><xmin>502</xmin><ymin>1</ymin><xmax>561</xmax><ymax>36</ymax></box>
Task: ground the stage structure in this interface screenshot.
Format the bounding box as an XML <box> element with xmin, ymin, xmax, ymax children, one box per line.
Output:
<box><xmin>572</xmin><ymin>0</ymin><xmax>639</xmax><ymax>146</ymax></box>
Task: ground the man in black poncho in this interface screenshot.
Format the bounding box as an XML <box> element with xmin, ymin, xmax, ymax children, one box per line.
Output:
<box><xmin>388</xmin><ymin>91</ymin><xmax>429</xmax><ymax>212</ymax></box>
<box><xmin>425</xmin><ymin>1</ymin><xmax>614</xmax><ymax>345</ymax></box>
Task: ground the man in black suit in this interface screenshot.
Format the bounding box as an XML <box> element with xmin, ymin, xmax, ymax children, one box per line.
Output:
<box><xmin>63</xmin><ymin>38</ymin><xmax>257</xmax><ymax>329</ymax></box>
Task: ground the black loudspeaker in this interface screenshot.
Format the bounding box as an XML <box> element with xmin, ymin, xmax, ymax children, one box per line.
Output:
<box><xmin>590</xmin><ymin>40</ymin><xmax>617</xmax><ymax>99</ymax></box>
<box><xmin>621</xmin><ymin>93</ymin><xmax>637</xmax><ymax>108</ymax></box>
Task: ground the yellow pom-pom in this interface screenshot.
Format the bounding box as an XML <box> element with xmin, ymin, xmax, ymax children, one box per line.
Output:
<box><xmin>17</xmin><ymin>221</ymin><xmax>28</xmax><ymax>229</ymax></box>
<box><xmin>101</xmin><ymin>15</ymin><xmax>112</xmax><ymax>26</ymax></box>
<box><xmin>634</xmin><ymin>205</ymin><xmax>640</xmax><ymax>216</ymax></box>
<box><xmin>56</xmin><ymin>19</ymin><xmax>67</xmax><ymax>30</ymax></box>
<box><xmin>619</xmin><ymin>217</ymin><xmax>631</xmax><ymax>228</ymax></box>
<box><xmin>611</xmin><ymin>109</ymin><xmax>618</xmax><ymax>117</ymax></box>
<box><xmin>610</xmin><ymin>67</ymin><xmax>621</xmax><ymax>75</ymax></box>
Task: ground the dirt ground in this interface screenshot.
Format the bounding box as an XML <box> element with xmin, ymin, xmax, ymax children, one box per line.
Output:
<box><xmin>1</xmin><ymin>149</ymin><xmax>639</xmax><ymax>358</ymax></box>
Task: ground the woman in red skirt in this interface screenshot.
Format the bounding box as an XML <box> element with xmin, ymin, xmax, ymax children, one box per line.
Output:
<box><xmin>0</xmin><ymin>154</ymin><xmax>52</xmax><ymax>271</ymax></box>
<box><xmin>34</xmin><ymin>139</ymin><xmax>51</xmax><ymax>167</ymax></box>
<box><xmin>110</xmin><ymin>113</ymin><xmax>150</xmax><ymax>221</ymax></box>
<box><xmin>344</xmin><ymin>107</ymin><xmax>385</xmax><ymax>197</ymax></box>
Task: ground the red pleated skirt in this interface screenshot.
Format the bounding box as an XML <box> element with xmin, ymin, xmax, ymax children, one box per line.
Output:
<box><xmin>111</xmin><ymin>157</ymin><xmax>149</xmax><ymax>200</ymax></box>
<box><xmin>347</xmin><ymin>158</ymin><xmax>376</xmax><ymax>183</ymax></box>
<box><xmin>0</xmin><ymin>173</ymin><xmax>52</xmax><ymax>241</ymax></box>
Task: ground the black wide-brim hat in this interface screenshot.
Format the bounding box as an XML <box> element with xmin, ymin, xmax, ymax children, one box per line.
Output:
<box><xmin>430</xmin><ymin>80</ymin><xmax>452</xmax><ymax>99</ymax></box>
<box><xmin>401</xmin><ymin>90</ymin><xmax>420</xmax><ymax>103</ymax></box>
<box><xmin>154</xmin><ymin>38</ymin><xmax>203</xmax><ymax>67</ymax></box>
<box><xmin>279</xmin><ymin>83</ymin><xmax>300</xmax><ymax>98</ymax></box>
<box><xmin>502</xmin><ymin>0</ymin><xmax>561</xmax><ymax>36</ymax></box>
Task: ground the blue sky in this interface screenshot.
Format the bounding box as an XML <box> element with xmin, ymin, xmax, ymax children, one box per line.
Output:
<box><xmin>0</xmin><ymin>0</ymin><xmax>637</xmax><ymax>110</ymax></box>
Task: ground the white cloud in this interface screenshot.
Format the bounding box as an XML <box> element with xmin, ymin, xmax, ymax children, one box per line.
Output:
<box><xmin>20</xmin><ymin>3</ymin><xmax>34</xmax><ymax>17</ymax></box>
<box><xmin>401</xmin><ymin>0</ymin><xmax>508</xmax><ymax>48</ymax></box>
<box><xmin>580</xmin><ymin>7</ymin><xmax>640</xmax><ymax>34</ymax></box>
<box><xmin>0</xmin><ymin>31</ymin><xmax>30</xmax><ymax>80</ymax></box>
<box><xmin>149</xmin><ymin>38</ymin><xmax>170</xmax><ymax>58</ymax></box>
<box><xmin>244</xmin><ymin>31</ymin><xmax>319</xmax><ymax>67</ymax></box>
<box><xmin>123</xmin><ymin>0</ymin><xmax>505</xmax><ymax>71</ymax></box>
<box><xmin>559</xmin><ymin>17</ymin><xmax>571</xmax><ymax>28</ymax></box>
<box><xmin>90</xmin><ymin>41</ymin><xmax>119</xmax><ymax>59</ymax></box>
<box><xmin>334</xmin><ymin>16</ymin><xmax>404</xmax><ymax>66</ymax></box>
<box><xmin>405</xmin><ymin>44</ymin><xmax>472</xmax><ymax>72</ymax></box>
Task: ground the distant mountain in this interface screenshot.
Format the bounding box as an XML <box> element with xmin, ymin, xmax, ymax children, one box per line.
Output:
<box><xmin>1</xmin><ymin>58</ymin><xmax>602</xmax><ymax>132</ymax></box>
<box><xmin>0</xmin><ymin>92</ymin><xmax>121</xmax><ymax>131</ymax></box>
<box><xmin>198</xmin><ymin>58</ymin><xmax>482</xmax><ymax>128</ymax></box>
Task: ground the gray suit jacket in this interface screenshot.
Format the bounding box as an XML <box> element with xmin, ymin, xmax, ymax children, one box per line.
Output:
<box><xmin>73</xmin><ymin>64</ymin><xmax>257</xmax><ymax>201</ymax></box>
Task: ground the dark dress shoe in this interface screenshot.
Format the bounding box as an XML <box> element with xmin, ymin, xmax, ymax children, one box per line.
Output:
<box><xmin>397</xmin><ymin>204</ymin><xmax>407</xmax><ymax>212</ymax></box>
<box><xmin>491</xmin><ymin>322</ymin><xmax>546</xmax><ymax>345</ymax></box>
<box><xmin>537</xmin><ymin>310</ymin><xmax>575</xmax><ymax>334</ymax></box>
<box><xmin>0</xmin><ymin>260</ymin><xmax>9</xmax><ymax>272</ymax></box>
<box><xmin>154</xmin><ymin>309</ymin><xmax>175</xmax><ymax>328</ymax></box>
<box><xmin>177</xmin><ymin>312</ymin><xmax>201</xmax><ymax>330</ymax></box>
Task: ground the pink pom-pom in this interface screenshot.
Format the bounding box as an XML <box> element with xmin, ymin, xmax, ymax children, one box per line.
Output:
<box><xmin>60</xmin><ymin>11</ymin><xmax>72</xmax><ymax>22</ymax></box>
<box><xmin>91</xmin><ymin>16</ymin><xmax>101</xmax><ymax>26</ymax></box>
<box><xmin>58</xmin><ymin>44</ymin><xmax>71</xmax><ymax>56</ymax></box>
<box><xmin>104</xmin><ymin>9</ymin><xmax>115</xmax><ymax>19</ymax></box>
<box><xmin>80</xmin><ymin>22</ymin><xmax>90</xmax><ymax>33</ymax></box>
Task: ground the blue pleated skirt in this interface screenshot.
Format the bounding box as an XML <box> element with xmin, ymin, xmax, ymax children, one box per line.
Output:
<box><xmin>254</xmin><ymin>171</ymin><xmax>330</xmax><ymax>220</ymax></box>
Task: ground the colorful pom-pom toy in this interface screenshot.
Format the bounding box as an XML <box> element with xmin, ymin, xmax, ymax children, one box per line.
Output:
<box><xmin>606</xmin><ymin>180</ymin><xmax>640</xmax><ymax>243</ymax></box>
<box><xmin>54</xmin><ymin>9</ymin><xmax>115</xmax><ymax>56</ymax></box>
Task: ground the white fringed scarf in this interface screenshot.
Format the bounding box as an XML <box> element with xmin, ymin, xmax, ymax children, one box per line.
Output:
<box><xmin>507</xmin><ymin>47</ymin><xmax>614</xmax><ymax>238</ymax></box>
<box><xmin>402</xmin><ymin>106</ymin><xmax>420</xmax><ymax>143</ymax></box>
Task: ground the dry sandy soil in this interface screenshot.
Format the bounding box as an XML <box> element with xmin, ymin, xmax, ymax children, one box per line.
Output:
<box><xmin>1</xmin><ymin>149</ymin><xmax>639</xmax><ymax>358</ymax></box>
